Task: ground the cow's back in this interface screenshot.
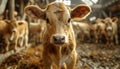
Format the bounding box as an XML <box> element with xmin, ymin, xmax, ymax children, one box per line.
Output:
<box><xmin>16</xmin><ymin>21</ymin><xmax>28</xmax><ymax>35</ymax></box>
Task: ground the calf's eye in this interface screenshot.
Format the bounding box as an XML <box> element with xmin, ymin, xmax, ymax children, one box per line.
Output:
<box><xmin>68</xmin><ymin>18</ymin><xmax>71</xmax><ymax>23</ymax></box>
<box><xmin>12</xmin><ymin>30</ymin><xmax>16</xmax><ymax>33</ymax></box>
<box><xmin>46</xmin><ymin>18</ymin><xmax>49</xmax><ymax>24</ymax></box>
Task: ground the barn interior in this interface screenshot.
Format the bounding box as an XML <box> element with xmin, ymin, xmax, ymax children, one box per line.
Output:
<box><xmin>0</xmin><ymin>0</ymin><xmax>120</xmax><ymax>69</ymax></box>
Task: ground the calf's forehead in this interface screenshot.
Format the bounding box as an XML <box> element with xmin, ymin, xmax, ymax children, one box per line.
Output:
<box><xmin>46</xmin><ymin>2</ymin><xmax>70</xmax><ymax>21</ymax></box>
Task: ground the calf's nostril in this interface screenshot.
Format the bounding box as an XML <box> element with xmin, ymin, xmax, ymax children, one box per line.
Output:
<box><xmin>53</xmin><ymin>36</ymin><xmax>58</xmax><ymax>41</ymax></box>
<box><xmin>61</xmin><ymin>36</ymin><xmax>65</xmax><ymax>40</ymax></box>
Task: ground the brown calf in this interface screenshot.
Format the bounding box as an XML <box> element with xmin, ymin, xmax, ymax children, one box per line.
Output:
<box><xmin>93</xmin><ymin>18</ymin><xmax>106</xmax><ymax>43</ymax></box>
<box><xmin>10</xmin><ymin>20</ymin><xmax>29</xmax><ymax>49</ymax></box>
<box><xmin>103</xmin><ymin>17</ymin><xmax>118</xmax><ymax>46</ymax></box>
<box><xmin>0</xmin><ymin>20</ymin><xmax>17</xmax><ymax>52</ymax></box>
<box><xmin>72</xmin><ymin>22</ymin><xmax>93</xmax><ymax>42</ymax></box>
<box><xmin>25</xmin><ymin>2</ymin><xmax>91</xmax><ymax>69</ymax></box>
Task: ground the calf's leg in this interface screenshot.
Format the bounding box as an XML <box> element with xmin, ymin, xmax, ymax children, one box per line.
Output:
<box><xmin>24</xmin><ymin>34</ymin><xmax>28</xmax><ymax>48</ymax></box>
<box><xmin>5</xmin><ymin>39</ymin><xmax>10</xmax><ymax>52</ymax></box>
<box><xmin>115</xmin><ymin>34</ymin><xmax>118</xmax><ymax>45</ymax></box>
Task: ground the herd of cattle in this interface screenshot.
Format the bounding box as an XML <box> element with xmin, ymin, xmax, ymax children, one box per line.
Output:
<box><xmin>0</xmin><ymin>2</ymin><xmax>119</xmax><ymax>69</ymax></box>
<box><xmin>73</xmin><ymin>17</ymin><xmax>119</xmax><ymax>46</ymax></box>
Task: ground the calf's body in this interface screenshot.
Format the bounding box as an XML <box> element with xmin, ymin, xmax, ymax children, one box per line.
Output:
<box><xmin>29</xmin><ymin>22</ymin><xmax>45</xmax><ymax>44</ymax></box>
<box><xmin>72</xmin><ymin>22</ymin><xmax>93</xmax><ymax>42</ymax></box>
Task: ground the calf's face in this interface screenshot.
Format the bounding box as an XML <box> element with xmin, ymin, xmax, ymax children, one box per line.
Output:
<box><xmin>4</xmin><ymin>20</ymin><xmax>17</xmax><ymax>41</ymax></box>
<box><xmin>105</xmin><ymin>22</ymin><xmax>113</xmax><ymax>36</ymax></box>
<box><xmin>25</xmin><ymin>2</ymin><xmax>91</xmax><ymax>46</ymax></box>
<box><xmin>45</xmin><ymin>3</ymin><xmax>71</xmax><ymax>45</ymax></box>
<box><xmin>9</xmin><ymin>20</ymin><xmax>22</xmax><ymax>41</ymax></box>
<box><xmin>103</xmin><ymin>17</ymin><xmax>118</xmax><ymax>36</ymax></box>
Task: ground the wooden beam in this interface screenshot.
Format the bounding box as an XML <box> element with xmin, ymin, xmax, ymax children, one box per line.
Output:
<box><xmin>8</xmin><ymin>0</ymin><xmax>15</xmax><ymax>20</ymax></box>
<box><xmin>101</xmin><ymin>10</ymin><xmax>108</xmax><ymax>18</ymax></box>
<box><xmin>109</xmin><ymin>11</ymin><xmax>112</xmax><ymax>17</ymax></box>
<box><xmin>20</xmin><ymin>0</ymin><xmax>24</xmax><ymax>19</ymax></box>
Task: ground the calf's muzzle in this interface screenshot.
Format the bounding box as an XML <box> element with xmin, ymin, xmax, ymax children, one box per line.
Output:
<box><xmin>53</xmin><ymin>35</ymin><xmax>65</xmax><ymax>45</ymax></box>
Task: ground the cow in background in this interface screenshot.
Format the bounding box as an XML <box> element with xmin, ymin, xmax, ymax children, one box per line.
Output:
<box><xmin>10</xmin><ymin>20</ymin><xmax>29</xmax><ymax>49</ymax></box>
<box><xmin>0</xmin><ymin>20</ymin><xmax>17</xmax><ymax>52</ymax></box>
<box><xmin>103</xmin><ymin>17</ymin><xmax>119</xmax><ymax>46</ymax></box>
<box><xmin>92</xmin><ymin>18</ymin><xmax>106</xmax><ymax>43</ymax></box>
<box><xmin>25</xmin><ymin>2</ymin><xmax>91</xmax><ymax>69</ymax></box>
<box><xmin>72</xmin><ymin>22</ymin><xmax>93</xmax><ymax>43</ymax></box>
<box><xmin>29</xmin><ymin>21</ymin><xmax>46</xmax><ymax>45</ymax></box>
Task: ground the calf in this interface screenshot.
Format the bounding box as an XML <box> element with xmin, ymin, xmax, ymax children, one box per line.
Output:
<box><xmin>103</xmin><ymin>17</ymin><xmax>118</xmax><ymax>46</ymax></box>
<box><xmin>25</xmin><ymin>2</ymin><xmax>91</xmax><ymax>69</ymax></box>
<box><xmin>29</xmin><ymin>22</ymin><xmax>46</xmax><ymax>44</ymax></box>
<box><xmin>0</xmin><ymin>20</ymin><xmax>17</xmax><ymax>52</ymax></box>
<box><xmin>93</xmin><ymin>18</ymin><xmax>106</xmax><ymax>43</ymax></box>
<box><xmin>72</xmin><ymin>22</ymin><xmax>93</xmax><ymax>42</ymax></box>
<box><xmin>10</xmin><ymin>20</ymin><xmax>29</xmax><ymax>49</ymax></box>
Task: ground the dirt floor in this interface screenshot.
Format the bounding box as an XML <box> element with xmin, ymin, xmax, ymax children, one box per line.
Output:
<box><xmin>76</xmin><ymin>43</ymin><xmax>120</xmax><ymax>69</ymax></box>
<box><xmin>0</xmin><ymin>42</ymin><xmax>120</xmax><ymax>69</ymax></box>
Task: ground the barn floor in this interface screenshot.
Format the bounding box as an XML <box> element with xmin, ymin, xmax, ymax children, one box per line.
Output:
<box><xmin>76</xmin><ymin>43</ymin><xmax>120</xmax><ymax>69</ymax></box>
<box><xmin>0</xmin><ymin>42</ymin><xmax>120</xmax><ymax>69</ymax></box>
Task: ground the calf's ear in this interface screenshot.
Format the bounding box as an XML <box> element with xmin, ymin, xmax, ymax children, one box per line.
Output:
<box><xmin>24</xmin><ymin>5</ymin><xmax>46</xmax><ymax>20</ymax></box>
<box><xmin>6</xmin><ymin>19</ymin><xmax>17</xmax><ymax>27</ymax></box>
<box><xmin>112</xmin><ymin>17</ymin><xmax>118</xmax><ymax>23</ymax></box>
<box><xmin>18</xmin><ymin>22</ymin><xmax>24</xmax><ymax>25</ymax></box>
<box><xmin>71</xmin><ymin>4</ymin><xmax>91</xmax><ymax>20</ymax></box>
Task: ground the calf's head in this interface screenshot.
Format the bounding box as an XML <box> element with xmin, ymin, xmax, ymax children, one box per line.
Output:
<box><xmin>104</xmin><ymin>17</ymin><xmax>118</xmax><ymax>24</ymax></box>
<box><xmin>4</xmin><ymin>20</ymin><xmax>17</xmax><ymax>41</ymax></box>
<box><xmin>103</xmin><ymin>17</ymin><xmax>118</xmax><ymax>36</ymax></box>
<box><xmin>25</xmin><ymin>2</ymin><xmax>91</xmax><ymax>46</ymax></box>
<box><xmin>105</xmin><ymin>22</ymin><xmax>113</xmax><ymax>36</ymax></box>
